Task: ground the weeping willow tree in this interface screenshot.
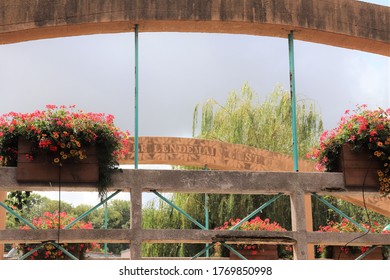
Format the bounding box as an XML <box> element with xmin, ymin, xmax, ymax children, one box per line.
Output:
<box><xmin>192</xmin><ymin>83</ymin><xmax>322</xmax><ymax>157</ymax></box>
<box><xmin>178</xmin><ymin>83</ymin><xmax>324</xmax><ymax>256</ymax></box>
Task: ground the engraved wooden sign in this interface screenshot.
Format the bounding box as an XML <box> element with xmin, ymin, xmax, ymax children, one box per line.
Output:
<box><xmin>119</xmin><ymin>137</ymin><xmax>316</xmax><ymax>172</ymax></box>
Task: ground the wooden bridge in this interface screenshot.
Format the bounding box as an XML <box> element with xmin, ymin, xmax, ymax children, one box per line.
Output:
<box><xmin>1</xmin><ymin>167</ymin><xmax>389</xmax><ymax>259</ymax></box>
<box><xmin>0</xmin><ymin>0</ymin><xmax>389</xmax><ymax>259</ymax></box>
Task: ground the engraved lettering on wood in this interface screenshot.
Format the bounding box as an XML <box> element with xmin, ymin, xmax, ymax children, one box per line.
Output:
<box><xmin>122</xmin><ymin>137</ymin><xmax>316</xmax><ymax>172</ymax></box>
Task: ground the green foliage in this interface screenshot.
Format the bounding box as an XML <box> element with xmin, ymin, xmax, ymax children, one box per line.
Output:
<box><xmin>0</xmin><ymin>105</ymin><xmax>130</xmax><ymax>199</ymax></box>
<box><xmin>142</xmin><ymin>198</ymin><xmax>182</xmax><ymax>257</ymax></box>
<box><xmin>193</xmin><ymin>83</ymin><xmax>323</xmax><ymax>157</ymax></box>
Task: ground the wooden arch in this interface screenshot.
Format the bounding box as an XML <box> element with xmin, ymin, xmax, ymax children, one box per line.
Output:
<box><xmin>120</xmin><ymin>136</ymin><xmax>316</xmax><ymax>172</ymax></box>
<box><xmin>0</xmin><ymin>0</ymin><xmax>389</xmax><ymax>56</ymax></box>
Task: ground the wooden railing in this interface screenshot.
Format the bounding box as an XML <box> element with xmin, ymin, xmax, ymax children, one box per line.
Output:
<box><xmin>0</xmin><ymin>167</ymin><xmax>389</xmax><ymax>260</ymax></box>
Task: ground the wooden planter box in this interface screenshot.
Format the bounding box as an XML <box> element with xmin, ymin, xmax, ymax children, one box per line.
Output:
<box><xmin>16</xmin><ymin>138</ymin><xmax>99</xmax><ymax>183</ymax></box>
<box><xmin>332</xmin><ymin>246</ymin><xmax>383</xmax><ymax>260</ymax></box>
<box><xmin>339</xmin><ymin>144</ymin><xmax>381</xmax><ymax>188</ymax></box>
<box><xmin>229</xmin><ymin>245</ymin><xmax>278</xmax><ymax>260</ymax></box>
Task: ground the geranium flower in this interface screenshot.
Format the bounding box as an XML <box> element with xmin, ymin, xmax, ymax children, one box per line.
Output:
<box><xmin>317</xmin><ymin>219</ymin><xmax>389</xmax><ymax>257</ymax></box>
<box><xmin>0</xmin><ymin>105</ymin><xmax>130</xmax><ymax>198</ymax></box>
<box><xmin>307</xmin><ymin>105</ymin><xmax>390</xmax><ymax>196</ymax></box>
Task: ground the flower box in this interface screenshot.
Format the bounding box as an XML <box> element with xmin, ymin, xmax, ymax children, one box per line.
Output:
<box><xmin>215</xmin><ymin>217</ymin><xmax>292</xmax><ymax>259</ymax></box>
<box><xmin>317</xmin><ymin>219</ymin><xmax>389</xmax><ymax>260</ymax></box>
<box><xmin>332</xmin><ymin>246</ymin><xmax>383</xmax><ymax>260</ymax></box>
<box><xmin>339</xmin><ymin>144</ymin><xmax>381</xmax><ymax>188</ymax></box>
<box><xmin>308</xmin><ymin>106</ymin><xmax>389</xmax><ymax>196</ymax></box>
<box><xmin>229</xmin><ymin>245</ymin><xmax>278</xmax><ymax>260</ymax></box>
<box><xmin>16</xmin><ymin>138</ymin><xmax>99</xmax><ymax>183</ymax></box>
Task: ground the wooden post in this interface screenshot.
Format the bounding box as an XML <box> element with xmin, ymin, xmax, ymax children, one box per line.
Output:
<box><xmin>304</xmin><ymin>194</ymin><xmax>315</xmax><ymax>259</ymax></box>
<box><xmin>130</xmin><ymin>186</ymin><xmax>143</xmax><ymax>260</ymax></box>
<box><xmin>290</xmin><ymin>191</ymin><xmax>313</xmax><ymax>259</ymax></box>
<box><xmin>0</xmin><ymin>191</ymin><xmax>6</xmax><ymax>260</ymax></box>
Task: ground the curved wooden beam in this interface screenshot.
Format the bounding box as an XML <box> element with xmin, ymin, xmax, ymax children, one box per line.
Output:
<box><xmin>120</xmin><ymin>136</ymin><xmax>317</xmax><ymax>172</ymax></box>
<box><xmin>0</xmin><ymin>0</ymin><xmax>389</xmax><ymax>56</ymax></box>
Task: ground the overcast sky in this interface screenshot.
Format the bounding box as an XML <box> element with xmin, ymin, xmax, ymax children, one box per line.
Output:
<box><xmin>0</xmin><ymin>0</ymin><xmax>389</xmax><ymax>206</ymax></box>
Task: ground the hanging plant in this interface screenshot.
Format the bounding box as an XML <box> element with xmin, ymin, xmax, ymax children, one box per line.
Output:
<box><xmin>0</xmin><ymin>105</ymin><xmax>130</xmax><ymax>199</ymax></box>
<box><xmin>307</xmin><ymin>105</ymin><xmax>390</xmax><ymax>196</ymax></box>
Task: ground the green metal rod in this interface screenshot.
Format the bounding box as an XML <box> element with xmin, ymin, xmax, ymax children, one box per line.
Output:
<box><xmin>288</xmin><ymin>31</ymin><xmax>299</xmax><ymax>172</ymax></box>
<box><xmin>205</xmin><ymin>193</ymin><xmax>209</xmax><ymax>257</ymax></box>
<box><xmin>230</xmin><ymin>193</ymin><xmax>283</xmax><ymax>230</ymax></box>
<box><xmin>134</xmin><ymin>24</ymin><xmax>139</xmax><ymax>169</ymax></box>
<box><xmin>50</xmin><ymin>241</ymin><xmax>78</xmax><ymax>260</ymax></box>
<box><xmin>65</xmin><ymin>190</ymin><xmax>121</xmax><ymax>229</ymax></box>
<box><xmin>191</xmin><ymin>243</ymin><xmax>216</xmax><ymax>260</ymax></box>
<box><xmin>355</xmin><ymin>246</ymin><xmax>378</xmax><ymax>260</ymax></box>
<box><xmin>152</xmin><ymin>190</ymin><xmax>207</xmax><ymax>230</ymax></box>
<box><xmin>222</xmin><ymin>243</ymin><xmax>247</xmax><ymax>260</ymax></box>
<box><xmin>0</xmin><ymin>201</ymin><xmax>36</xmax><ymax>229</ymax></box>
<box><xmin>312</xmin><ymin>193</ymin><xmax>367</xmax><ymax>232</ymax></box>
<box><xmin>104</xmin><ymin>196</ymin><xmax>109</xmax><ymax>257</ymax></box>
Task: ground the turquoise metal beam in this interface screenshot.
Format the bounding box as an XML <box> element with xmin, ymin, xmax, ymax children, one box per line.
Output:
<box><xmin>222</xmin><ymin>243</ymin><xmax>247</xmax><ymax>260</ymax></box>
<box><xmin>0</xmin><ymin>201</ymin><xmax>36</xmax><ymax>229</ymax></box>
<box><xmin>229</xmin><ymin>193</ymin><xmax>283</xmax><ymax>230</ymax></box>
<box><xmin>104</xmin><ymin>195</ymin><xmax>109</xmax><ymax>257</ymax></box>
<box><xmin>355</xmin><ymin>246</ymin><xmax>378</xmax><ymax>260</ymax></box>
<box><xmin>65</xmin><ymin>190</ymin><xmax>121</xmax><ymax>229</ymax></box>
<box><xmin>288</xmin><ymin>31</ymin><xmax>299</xmax><ymax>172</ymax></box>
<box><xmin>312</xmin><ymin>193</ymin><xmax>367</xmax><ymax>232</ymax></box>
<box><xmin>134</xmin><ymin>24</ymin><xmax>139</xmax><ymax>169</ymax></box>
<box><xmin>205</xmin><ymin>193</ymin><xmax>210</xmax><ymax>257</ymax></box>
<box><xmin>151</xmin><ymin>190</ymin><xmax>207</xmax><ymax>230</ymax></box>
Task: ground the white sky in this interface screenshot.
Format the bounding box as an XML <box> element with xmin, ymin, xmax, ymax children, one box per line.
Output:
<box><xmin>0</xmin><ymin>0</ymin><xmax>389</xmax><ymax>206</ymax></box>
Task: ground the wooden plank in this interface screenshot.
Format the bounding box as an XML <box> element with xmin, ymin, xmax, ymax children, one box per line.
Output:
<box><xmin>335</xmin><ymin>194</ymin><xmax>390</xmax><ymax>218</ymax></box>
<box><xmin>1</xmin><ymin>229</ymin><xmax>389</xmax><ymax>247</ymax></box>
<box><xmin>0</xmin><ymin>168</ymin><xmax>347</xmax><ymax>194</ymax></box>
<box><xmin>0</xmin><ymin>192</ymin><xmax>5</xmax><ymax>260</ymax></box>
<box><xmin>307</xmin><ymin>232</ymin><xmax>390</xmax><ymax>246</ymax></box>
<box><xmin>0</xmin><ymin>229</ymin><xmax>132</xmax><ymax>243</ymax></box>
<box><xmin>121</xmin><ymin>137</ymin><xmax>317</xmax><ymax>172</ymax></box>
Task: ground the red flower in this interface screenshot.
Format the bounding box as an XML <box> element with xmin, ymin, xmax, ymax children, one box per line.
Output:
<box><xmin>17</xmin><ymin>211</ymin><xmax>98</xmax><ymax>260</ymax></box>
<box><xmin>49</xmin><ymin>145</ymin><xmax>58</xmax><ymax>152</ymax></box>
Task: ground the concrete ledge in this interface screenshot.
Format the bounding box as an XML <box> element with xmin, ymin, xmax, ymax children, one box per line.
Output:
<box><xmin>0</xmin><ymin>168</ymin><xmax>348</xmax><ymax>194</ymax></box>
<box><xmin>0</xmin><ymin>229</ymin><xmax>388</xmax><ymax>246</ymax></box>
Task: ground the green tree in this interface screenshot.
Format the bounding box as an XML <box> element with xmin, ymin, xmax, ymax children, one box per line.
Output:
<box><xmin>192</xmin><ymin>83</ymin><xmax>322</xmax><ymax>157</ymax></box>
<box><xmin>188</xmin><ymin>83</ymin><xmax>322</xmax><ymax>244</ymax></box>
